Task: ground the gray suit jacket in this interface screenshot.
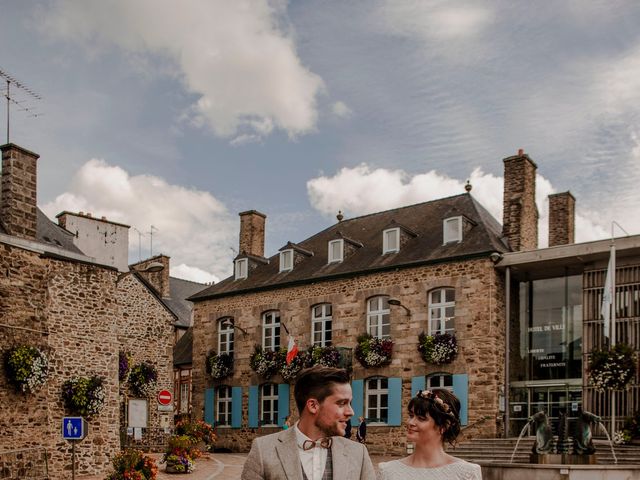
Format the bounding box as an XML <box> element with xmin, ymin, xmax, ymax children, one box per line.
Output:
<box><xmin>241</xmin><ymin>428</ymin><xmax>375</xmax><ymax>480</ymax></box>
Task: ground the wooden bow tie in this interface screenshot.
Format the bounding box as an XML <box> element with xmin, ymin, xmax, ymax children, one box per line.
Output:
<box><xmin>302</xmin><ymin>438</ymin><xmax>333</xmax><ymax>450</ymax></box>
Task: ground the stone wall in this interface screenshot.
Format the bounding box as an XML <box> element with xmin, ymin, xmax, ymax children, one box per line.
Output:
<box><xmin>192</xmin><ymin>257</ymin><xmax>506</xmax><ymax>454</ymax></box>
<box><xmin>503</xmin><ymin>152</ymin><xmax>538</xmax><ymax>251</ymax></box>
<box><xmin>238</xmin><ymin>210</ymin><xmax>266</xmax><ymax>257</ymax></box>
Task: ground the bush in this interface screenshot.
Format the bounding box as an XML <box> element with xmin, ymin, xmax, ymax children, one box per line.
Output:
<box><xmin>588</xmin><ymin>343</ymin><xmax>636</xmax><ymax>393</ymax></box>
<box><xmin>4</xmin><ymin>345</ymin><xmax>49</xmax><ymax>393</ymax></box>
<box><xmin>175</xmin><ymin>418</ymin><xmax>216</xmax><ymax>448</ymax></box>
<box><xmin>105</xmin><ymin>448</ymin><xmax>157</xmax><ymax>480</ymax></box>
<box><xmin>62</xmin><ymin>376</ymin><xmax>106</xmax><ymax>417</ymax></box>
<box><xmin>354</xmin><ymin>334</ymin><xmax>393</xmax><ymax>368</ymax></box>
<box><xmin>163</xmin><ymin>435</ymin><xmax>200</xmax><ymax>474</ymax></box>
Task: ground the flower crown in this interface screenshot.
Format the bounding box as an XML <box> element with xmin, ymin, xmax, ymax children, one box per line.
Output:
<box><xmin>416</xmin><ymin>389</ymin><xmax>454</xmax><ymax>416</ymax></box>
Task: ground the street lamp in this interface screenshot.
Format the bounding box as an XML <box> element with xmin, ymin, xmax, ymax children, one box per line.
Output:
<box><xmin>388</xmin><ymin>298</ymin><xmax>411</xmax><ymax>316</ymax></box>
<box><xmin>116</xmin><ymin>261</ymin><xmax>165</xmax><ymax>284</ymax></box>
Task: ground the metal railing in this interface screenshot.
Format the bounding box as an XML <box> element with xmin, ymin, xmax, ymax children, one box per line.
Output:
<box><xmin>0</xmin><ymin>446</ymin><xmax>49</xmax><ymax>480</ymax></box>
<box><xmin>120</xmin><ymin>427</ymin><xmax>173</xmax><ymax>452</ymax></box>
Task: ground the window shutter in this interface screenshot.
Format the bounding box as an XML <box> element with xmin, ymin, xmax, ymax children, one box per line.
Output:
<box><xmin>204</xmin><ymin>387</ymin><xmax>215</xmax><ymax>426</ymax></box>
<box><xmin>351</xmin><ymin>379</ymin><xmax>364</xmax><ymax>420</ymax></box>
<box><xmin>231</xmin><ymin>386</ymin><xmax>242</xmax><ymax>428</ymax></box>
<box><xmin>248</xmin><ymin>385</ymin><xmax>259</xmax><ymax>428</ymax></box>
<box><xmin>452</xmin><ymin>374</ymin><xmax>469</xmax><ymax>425</ymax></box>
<box><xmin>411</xmin><ymin>375</ymin><xmax>425</xmax><ymax>397</ymax></box>
<box><xmin>387</xmin><ymin>377</ymin><xmax>402</xmax><ymax>426</ymax></box>
<box><xmin>277</xmin><ymin>383</ymin><xmax>290</xmax><ymax>427</ymax></box>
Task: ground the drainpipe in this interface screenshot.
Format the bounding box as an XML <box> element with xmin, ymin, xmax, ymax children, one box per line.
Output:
<box><xmin>504</xmin><ymin>266</ymin><xmax>511</xmax><ymax>438</ymax></box>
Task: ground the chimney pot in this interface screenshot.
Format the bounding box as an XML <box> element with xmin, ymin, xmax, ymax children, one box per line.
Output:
<box><xmin>518</xmin><ymin>148</ymin><xmax>524</xmax><ymax>156</ymax></box>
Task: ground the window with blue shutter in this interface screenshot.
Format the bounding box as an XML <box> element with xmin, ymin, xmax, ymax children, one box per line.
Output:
<box><xmin>204</xmin><ymin>387</ymin><xmax>215</xmax><ymax>426</ymax></box>
<box><xmin>231</xmin><ymin>386</ymin><xmax>242</xmax><ymax>428</ymax></box>
<box><xmin>411</xmin><ymin>376</ymin><xmax>425</xmax><ymax>397</ymax></box>
<box><xmin>351</xmin><ymin>379</ymin><xmax>364</xmax><ymax>420</ymax></box>
<box><xmin>278</xmin><ymin>383</ymin><xmax>290</xmax><ymax>427</ymax></box>
<box><xmin>248</xmin><ymin>385</ymin><xmax>259</xmax><ymax>428</ymax></box>
<box><xmin>452</xmin><ymin>374</ymin><xmax>468</xmax><ymax>425</ymax></box>
<box><xmin>387</xmin><ymin>377</ymin><xmax>402</xmax><ymax>426</ymax></box>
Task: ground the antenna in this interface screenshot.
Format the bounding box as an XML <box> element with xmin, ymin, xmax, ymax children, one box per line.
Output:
<box><xmin>132</xmin><ymin>227</ymin><xmax>146</xmax><ymax>262</ymax></box>
<box><xmin>148</xmin><ymin>225</ymin><xmax>158</xmax><ymax>257</ymax></box>
<box><xmin>0</xmin><ymin>68</ymin><xmax>43</xmax><ymax>144</ymax></box>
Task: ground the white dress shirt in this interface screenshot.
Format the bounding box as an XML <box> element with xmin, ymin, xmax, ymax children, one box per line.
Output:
<box><xmin>294</xmin><ymin>424</ymin><xmax>328</xmax><ymax>480</ymax></box>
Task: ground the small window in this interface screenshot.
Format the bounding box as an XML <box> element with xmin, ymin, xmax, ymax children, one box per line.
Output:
<box><xmin>426</xmin><ymin>374</ymin><xmax>453</xmax><ymax>391</ymax></box>
<box><xmin>216</xmin><ymin>385</ymin><xmax>232</xmax><ymax>427</ymax></box>
<box><xmin>260</xmin><ymin>383</ymin><xmax>279</xmax><ymax>427</ymax></box>
<box><xmin>367</xmin><ymin>296</ymin><xmax>390</xmax><ymax>339</ymax></box>
<box><xmin>428</xmin><ymin>288</ymin><xmax>455</xmax><ymax>334</ymax></box>
<box><xmin>234</xmin><ymin>258</ymin><xmax>248</xmax><ymax>279</ymax></box>
<box><xmin>218</xmin><ymin>318</ymin><xmax>234</xmax><ymax>355</ymax></box>
<box><xmin>262</xmin><ymin>311</ymin><xmax>281</xmax><ymax>351</ymax></box>
<box><xmin>365</xmin><ymin>377</ymin><xmax>389</xmax><ymax>425</ymax></box>
<box><xmin>443</xmin><ymin>217</ymin><xmax>462</xmax><ymax>244</ymax></box>
<box><xmin>328</xmin><ymin>239</ymin><xmax>344</xmax><ymax>263</ymax></box>
<box><xmin>312</xmin><ymin>303</ymin><xmax>333</xmax><ymax>347</ymax></box>
<box><xmin>279</xmin><ymin>250</ymin><xmax>293</xmax><ymax>272</ymax></box>
<box><xmin>383</xmin><ymin>228</ymin><xmax>400</xmax><ymax>254</ymax></box>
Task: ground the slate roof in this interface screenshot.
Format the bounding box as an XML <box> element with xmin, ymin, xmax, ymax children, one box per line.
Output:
<box><xmin>173</xmin><ymin>328</ymin><xmax>193</xmax><ymax>366</ymax></box>
<box><xmin>164</xmin><ymin>277</ymin><xmax>208</xmax><ymax>328</ymax></box>
<box><xmin>191</xmin><ymin>193</ymin><xmax>509</xmax><ymax>301</ymax></box>
<box><xmin>36</xmin><ymin>208</ymin><xmax>84</xmax><ymax>254</ymax></box>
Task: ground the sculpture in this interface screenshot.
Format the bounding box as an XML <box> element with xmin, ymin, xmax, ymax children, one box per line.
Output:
<box><xmin>530</xmin><ymin>411</ymin><xmax>554</xmax><ymax>454</ymax></box>
<box><xmin>573</xmin><ymin>410</ymin><xmax>600</xmax><ymax>455</ymax></box>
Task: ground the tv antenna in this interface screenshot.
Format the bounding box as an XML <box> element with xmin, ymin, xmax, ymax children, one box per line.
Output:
<box><xmin>0</xmin><ymin>68</ymin><xmax>43</xmax><ymax>144</ymax></box>
<box><xmin>132</xmin><ymin>227</ymin><xmax>146</xmax><ymax>262</ymax></box>
<box><xmin>148</xmin><ymin>225</ymin><xmax>159</xmax><ymax>257</ymax></box>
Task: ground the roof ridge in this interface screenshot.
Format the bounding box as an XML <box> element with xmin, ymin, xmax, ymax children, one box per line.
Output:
<box><xmin>169</xmin><ymin>276</ymin><xmax>207</xmax><ymax>286</ymax></box>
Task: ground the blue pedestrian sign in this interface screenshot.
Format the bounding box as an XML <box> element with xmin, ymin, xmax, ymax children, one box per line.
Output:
<box><xmin>62</xmin><ymin>417</ymin><xmax>87</xmax><ymax>440</ymax></box>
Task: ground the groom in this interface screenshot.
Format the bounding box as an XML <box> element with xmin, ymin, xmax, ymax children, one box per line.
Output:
<box><xmin>241</xmin><ymin>366</ymin><xmax>375</xmax><ymax>480</ymax></box>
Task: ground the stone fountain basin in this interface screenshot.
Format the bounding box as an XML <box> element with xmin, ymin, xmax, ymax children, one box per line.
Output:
<box><xmin>481</xmin><ymin>463</ymin><xmax>640</xmax><ymax>480</ymax></box>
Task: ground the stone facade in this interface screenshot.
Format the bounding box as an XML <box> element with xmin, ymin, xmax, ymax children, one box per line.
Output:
<box><xmin>502</xmin><ymin>151</ymin><xmax>538</xmax><ymax>251</ymax></box>
<box><xmin>191</xmin><ymin>257</ymin><xmax>506</xmax><ymax>455</ymax></box>
<box><xmin>548</xmin><ymin>192</ymin><xmax>575</xmax><ymax>247</ymax></box>
<box><xmin>0</xmin><ymin>144</ymin><xmax>39</xmax><ymax>240</ymax></box>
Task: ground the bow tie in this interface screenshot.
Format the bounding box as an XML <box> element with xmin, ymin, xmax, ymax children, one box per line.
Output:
<box><xmin>302</xmin><ymin>437</ymin><xmax>333</xmax><ymax>451</ymax></box>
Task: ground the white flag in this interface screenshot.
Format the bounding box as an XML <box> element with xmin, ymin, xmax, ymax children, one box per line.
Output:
<box><xmin>601</xmin><ymin>246</ymin><xmax>614</xmax><ymax>339</ymax></box>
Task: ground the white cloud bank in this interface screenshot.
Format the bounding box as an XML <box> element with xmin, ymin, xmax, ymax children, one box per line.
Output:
<box><xmin>42</xmin><ymin>159</ymin><xmax>235</xmax><ymax>282</ymax></box>
<box><xmin>41</xmin><ymin>0</ymin><xmax>324</xmax><ymax>141</ymax></box>
<box><xmin>307</xmin><ymin>164</ymin><xmax>609</xmax><ymax>247</ymax></box>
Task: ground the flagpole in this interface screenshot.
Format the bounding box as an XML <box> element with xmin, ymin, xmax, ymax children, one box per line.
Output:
<box><xmin>610</xmin><ymin>225</ymin><xmax>617</xmax><ymax>436</ymax></box>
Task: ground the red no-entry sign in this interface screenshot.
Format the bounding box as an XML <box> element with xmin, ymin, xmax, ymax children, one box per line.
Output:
<box><xmin>157</xmin><ymin>389</ymin><xmax>172</xmax><ymax>406</ymax></box>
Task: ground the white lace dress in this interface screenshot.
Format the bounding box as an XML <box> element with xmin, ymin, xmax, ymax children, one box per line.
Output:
<box><xmin>377</xmin><ymin>459</ymin><xmax>482</xmax><ymax>480</ymax></box>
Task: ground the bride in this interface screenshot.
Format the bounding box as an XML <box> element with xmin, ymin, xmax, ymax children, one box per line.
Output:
<box><xmin>377</xmin><ymin>389</ymin><xmax>482</xmax><ymax>479</ymax></box>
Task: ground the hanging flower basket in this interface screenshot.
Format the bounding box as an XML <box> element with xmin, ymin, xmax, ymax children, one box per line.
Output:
<box><xmin>129</xmin><ymin>362</ymin><xmax>158</xmax><ymax>397</ymax></box>
<box><xmin>280</xmin><ymin>350</ymin><xmax>308</xmax><ymax>382</ymax></box>
<box><xmin>418</xmin><ymin>332</ymin><xmax>458</xmax><ymax>365</ymax></box>
<box><xmin>250</xmin><ymin>346</ymin><xmax>285</xmax><ymax>379</ymax></box>
<box><xmin>206</xmin><ymin>351</ymin><xmax>233</xmax><ymax>380</ymax></box>
<box><xmin>4</xmin><ymin>345</ymin><xmax>49</xmax><ymax>393</ymax></box>
<box><xmin>308</xmin><ymin>345</ymin><xmax>341</xmax><ymax>368</ymax></box>
<box><xmin>355</xmin><ymin>334</ymin><xmax>393</xmax><ymax>368</ymax></box>
<box><xmin>588</xmin><ymin>343</ymin><xmax>636</xmax><ymax>393</ymax></box>
<box><xmin>105</xmin><ymin>448</ymin><xmax>158</xmax><ymax>480</ymax></box>
<box><xmin>119</xmin><ymin>351</ymin><xmax>132</xmax><ymax>383</ymax></box>
<box><xmin>62</xmin><ymin>376</ymin><xmax>106</xmax><ymax>417</ymax></box>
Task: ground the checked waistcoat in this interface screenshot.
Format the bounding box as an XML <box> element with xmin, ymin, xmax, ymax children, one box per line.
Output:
<box><xmin>301</xmin><ymin>447</ymin><xmax>333</xmax><ymax>480</ymax></box>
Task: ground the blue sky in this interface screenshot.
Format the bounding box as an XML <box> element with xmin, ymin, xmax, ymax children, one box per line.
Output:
<box><xmin>1</xmin><ymin>1</ymin><xmax>639</xmax><ymax>283</ymax></box>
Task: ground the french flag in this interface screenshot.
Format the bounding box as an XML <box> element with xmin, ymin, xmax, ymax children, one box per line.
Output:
<box><xmin>286</xmin><ymin>336</ymin><xmax>299</xmax><ymax>365</ymax></box>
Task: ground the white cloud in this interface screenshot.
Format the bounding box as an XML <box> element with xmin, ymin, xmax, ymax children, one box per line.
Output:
<box><xmin>307</xmin><ymin>163</ymin><xmax>610</xmax><ymax>248</ymax></box>
<box><xmin>40</xmin><ymin>0</ymin><xmax>324</xmax><ymax>140</ymax></box>
<box><xmin>332</xmin><ymin>101</ymin><xmax>353</xmax><ymax>118</ymax></box>
<box><xmin>171</xmin><ymin>264</ymin><xmax>219</xmax><ymax>285</ymax></box>
<box><xmin>42</xmin><ymin>159</ymin><xmax>235</xmax><ymax>281</ymax></box>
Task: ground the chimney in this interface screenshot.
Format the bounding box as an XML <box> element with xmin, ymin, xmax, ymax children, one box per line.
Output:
<box><xmin>239</xmin><ymin>210</ymin><xmax>266</xmax><ymax>258</ymax></box>
<box><xmin>0</xmin><ymin>144</ymin><xmax>39</xmax><ymax>240</ymax></box>
<box><xmin>548</xmin><ymin>192</ymin><xmax>575</xmax><ymax>247</ymax></box>
<box><xmin>131</xmin><ymin>254</ymin><xmax>171</xmax><ymax>298</ymax></box>
<box><xmin>502</xmin><ymin>149</ymin><xmax>538</xmax><ymax>251</ymax></box>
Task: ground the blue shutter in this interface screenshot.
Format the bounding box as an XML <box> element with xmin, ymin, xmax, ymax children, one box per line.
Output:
<box><xmin>204</xmin><ymin>387</ymin><xmax>215</xmax><ymax>426</ymax></box>
<box><xmin>278</xmin><ymin>383</ymin><xmax>290</xmax><ymax>427</ymax></box>
<box><xmin>231</xmin><ymin>386</ymin><xmax>242</xmax><ymax>428</ymax></box>
<box><xmin>351</xmin><ymin>379</ymin><xmax>364</xmax><ymax>420</ymax></box>
<box><xmin>387</xmin><ymin>377</ymin><xmax>402</xmax><ymax>426</ymax></box>
<box><xmin>411</xmin><ymin>375</ymin><xmax>425</xmax><ymax>397</ymax></box>
<box><xmin>248</xmin><ymin>385</ymin><xmax>259</xmax><ymax>428</ymax></box>
<box><xmin>452</xmin><ymin>374</ymin><xmax>469</xmax><ymax>425</ymax></box>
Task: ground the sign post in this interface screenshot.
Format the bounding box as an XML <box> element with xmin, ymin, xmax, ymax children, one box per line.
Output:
<box><xmin>62</xmin><ymin>417</ymin><xmax>87</xmax><ymax>480</ymax></box>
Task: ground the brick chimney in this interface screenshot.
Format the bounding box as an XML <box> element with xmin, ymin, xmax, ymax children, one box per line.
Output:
<box><xmin>131</xmin><ymin>254</ymin><xmax>171</xmax><ymax>298</ymax></box>
<box><xmin>548</xmin><ymin>191</ymin><xmax>575</xmax><ymax>247</ymax></box>
<box><xmin>502</xmin><ymin>149</ymin><xmax>538</xmax><ymax>251</ymax></box>
<box><xmin>0</xmin><ymin>144</ymin><xmax>39</xmax><ymax>240</ymax></box>
<box><xmin>239</xmin><ymin>210</ymin><xmax>266</xmax><ymax>258</ymax></box>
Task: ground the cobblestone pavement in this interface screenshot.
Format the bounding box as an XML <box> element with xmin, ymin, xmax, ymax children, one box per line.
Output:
<box><xmin>78</xmin><ymin>452</ymin><xmax>397</xmax><ymax>479</ymax></box>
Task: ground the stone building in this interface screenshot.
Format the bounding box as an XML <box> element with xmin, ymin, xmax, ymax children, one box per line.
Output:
<box><xmin>0</xmin><ymin>143</ymin><xmax>175</xmax><ymax>479</ymax></box>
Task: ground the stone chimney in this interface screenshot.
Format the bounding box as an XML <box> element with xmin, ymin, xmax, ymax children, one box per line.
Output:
<box><xmin>548</xmin><ymin>191</ymin><xmax>575</xmax><ymax>247</ymax></box>
<box><xmin>239</xmin><ymin>210</ymin><xmax>266</xmax><ymax>258</ymax></box>
<box><xmin>0</xmin><ymin>144</ymin><xmax>39</xmax><ymax>240</ymax></box>
<box><xmin>502</xmin><ymin>149</ymin><xmax>538</xmax><ymax>251</ymax></box>
<box><xmin>131</xmin><ymin>254</ymin><xmax>171</xmax><ymax>298</ymax></box>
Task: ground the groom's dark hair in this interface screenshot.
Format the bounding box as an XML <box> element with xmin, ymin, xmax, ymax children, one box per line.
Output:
<box><xmin>294</xmin><ymin>366</ymin><xmax>350</xmax><ymax>413</ymax></box>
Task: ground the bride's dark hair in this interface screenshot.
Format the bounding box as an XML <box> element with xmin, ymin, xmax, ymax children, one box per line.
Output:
<box><xmin>408</xmin><ymin>389</ymin><xmax>461</xmax><ymax>446</ymax></box>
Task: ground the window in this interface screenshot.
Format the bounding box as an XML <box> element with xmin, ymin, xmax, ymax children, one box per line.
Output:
<box><xmin>365</xmin><ymin>377</ymin><xmax>388</xmax><ymax>424</ymax></box>
<box><xmin>279</xmin><ymin>249</ymin><xmax>293</xmax><ymax>272</ymax></box>
<box><xmin>176</xmin><ymin>369</ymin><xmax>191</xmax><ymax>414</ymax></box>
<box><xmin>443</xmin><ymin>217</ymin><xmax>463</xmax><ymax>244</ymax></box>
<box><xmin>234</xmin><ymin>258</ymin><xmax>248</xmax><ymax>279</ymax></box>
<box><xmin>218</xmin><ymin>318</ymin><xmax>234</xmax><ymax>355</ymax></box>
<box><xmin>383</xmin><ymin>228</ymin><xmax>400</xmax><ymax>254</ymax></box>
<box><xmin>426</xmin><ymin>374</ymin><xmax>453</xmax><ymax>391</ymax></box>
<box><xmin>262</xmin><ymin>311</ymin><xmax>281</xmax><ymax>351</ymax></box>
<box><xmin>216</xmin><ymin>385</ymin><xmax>232</xmax><ymax>426</ymax></box>
<box><xmin>429</xmin><ymin>288</ymin><xmax>455</xmax><ymax>334</ymax></box>
<box><xmin>328</xmin><ymin>239</ymin><xmax>344</xmax><ymax>263</ymax></box>
<box><xmin>312</xmin><ymin>304</ymin><xmax>332</xmax><ymax>347</ymax></box>
<box><xmin>260</xmin><ymin>383</ymin><xmax>278</xmax><ymax>426</ymax></box>
<box><xmin>367</xmin><ymin>296</ymin><xmax>390</xmax><ymax>339</ymax></box>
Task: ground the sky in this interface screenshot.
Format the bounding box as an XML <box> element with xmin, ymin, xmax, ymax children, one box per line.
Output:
<box><xmin>1</xmin><ymin>1</ymin><xmax>640</xmax><ymax>284</ymax></box>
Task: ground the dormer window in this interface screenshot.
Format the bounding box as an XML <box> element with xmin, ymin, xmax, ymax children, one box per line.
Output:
<box><xmin>328</xmin><ymin>239</ymin><xmax>344</xmax><ymax>263</ymax></box>
<box><xmin>382</xmin><ymin>228</ymin><xmax>400</xmax><ymax>254</ymax></box>
<box><xmin>234</xmin><ymin>258</ymin><xmax>248</xmax><ymax>279</ymax></box>
<box><xmin>443</xmin><ymin>217</ymin><xmax>463</xmax><ymax>244</ymax></box>
<box><xmin>279</xmin><ymin>249</ymin><xmax>293</xmax><ymax>272</ymax></box>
